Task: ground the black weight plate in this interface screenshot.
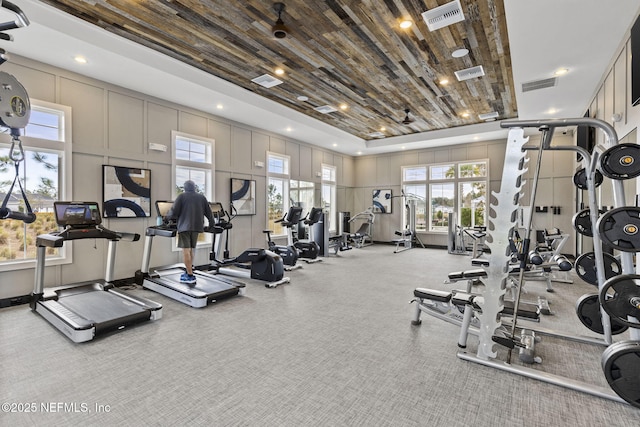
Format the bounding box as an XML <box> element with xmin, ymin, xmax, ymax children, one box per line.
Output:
<box><xmin>600</xmin><ymin>143</ymin><xmax>640</xmax><ymax>180</ymax></box>
<box><xmin>575</xmin><ymin>293</ymin><xmax>628</xmax><ymax>335</ymax></box>
<box><xmin>574</xmin><ymin>252</ymin><xmax>622</xmax><ymax>286</ymax></box>
<box><xmin>602</xmin><ymin>340</ymin><xmax>640</xmax><ymax>408</ymax></box>
<box><xmin>597</xmin><ymin>207</ymin><xmax>640</xmax><ymax>252</ymax></box>
<box><xmin>599</xmin><ymin>274</ymin><xmax>640</xmax><ymax>328</ymax></box>
<box><xmin>573</xmin><ymin>168</ymin><xmax>603</xmax><ymax>190</ymax></box>
<box><xmin>573</xmin><ymin>208</ymin><xmax>604</xmax><ymax>237</ymax></box>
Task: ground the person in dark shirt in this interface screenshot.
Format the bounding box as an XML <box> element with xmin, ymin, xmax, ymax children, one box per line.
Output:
<box><xmin>167</xmin><ymin>180</ymin><xmax>214</xmax><ymax>284</ymax></box>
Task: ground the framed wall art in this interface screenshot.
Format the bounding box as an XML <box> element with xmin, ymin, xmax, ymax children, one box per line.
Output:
<box><xmin>372</xmin><ymin>189</ymin><xmax>392</xmax><ymax>214</ymax></box>
<box><xmin>102</xmin><ymin>165</ymin><xmax>151</xmax><ymax>218</ymax></box>
<box><xmin>231</xmin><ymin>178</ymin><xmax>256</xmax><ymax>215</ymax></box>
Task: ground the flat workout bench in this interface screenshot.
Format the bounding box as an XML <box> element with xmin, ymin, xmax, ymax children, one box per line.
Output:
<box><xmin>412</xmin><ymin>287</ymin><xmax>540</xmax><ymax>321</ymax></box>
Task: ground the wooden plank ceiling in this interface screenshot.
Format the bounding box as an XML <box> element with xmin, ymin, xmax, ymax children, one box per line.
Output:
<box><xmin>39</xmin><ymin>0</ymin><xmax>516</xmax><ymax>140</ymax></box>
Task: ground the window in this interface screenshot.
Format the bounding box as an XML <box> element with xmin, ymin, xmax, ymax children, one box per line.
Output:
<box><xmin>321</xmin><ymin>164</ymin><xmax>336</xmax><ymax>232</ymax></box>
<box><xmin>172</xmin><ymin>131</ymin><xmax>214</xmax><ymax>246</ymax></box>
<box><xmin>290</xmin><ymin>180</ymin><xmax>314</xmax><ymax>216</ymax></box>
<box><xmin>267</xmin><ymin>152</ymin><xmax>290</xmax><ymax>236</ymax></box>
<box><xmin>0</xmin><ymin>100</ymin><xmax>71</xmax><ymax>270</ymax></box>
<box><xmin>402</xmin><ymin>166</ymin><xmax>427</xmax><ymax>231</ymax></box>
<box><xmin>401</xmin><ymin>160</ymin><xmax>488</xmax><ymax>232</ymax></box>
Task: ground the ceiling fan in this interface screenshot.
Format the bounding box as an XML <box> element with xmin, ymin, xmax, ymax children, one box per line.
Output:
<box><xmin>401</xmin><ymin>108</ymin><xmax>415</xmax><ymax>125</ymax></box>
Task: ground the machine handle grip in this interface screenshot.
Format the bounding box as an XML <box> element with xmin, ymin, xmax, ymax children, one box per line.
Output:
<box><xmin>0</xmin><ymin>207</ymin><xmax>36</xmax><ymax>223</ymax></box>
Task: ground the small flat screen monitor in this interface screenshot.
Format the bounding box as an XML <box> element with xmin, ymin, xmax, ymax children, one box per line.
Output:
<box><xmin>155</xmin><ymin>201</ymin><xmax>174</xmax><ymax>218</ymax></box>
<box><xmin>286</xmin><ymin>206</ymin><xmax>303</xmax><ymax>224</ymax></box>
<box><xmin>54</xmin><ymin>202</ymin><xmax>102</xmax><ymax>228</ymax></box>
<box><xmin>209</xmin><ymin>202</ymin><xmax>225</xmax><ymax>217</ymax></box>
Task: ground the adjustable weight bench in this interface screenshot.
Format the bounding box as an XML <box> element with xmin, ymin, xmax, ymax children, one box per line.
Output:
<box><xmin>411</xmin><ymin>286</ymin><xmax>541</xmax><ymax>348</ymax></box>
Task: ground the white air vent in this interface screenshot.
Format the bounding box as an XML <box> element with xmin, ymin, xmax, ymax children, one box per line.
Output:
<box><xmin>454</xmin><ymin>65</ymin><xmax>485</xmax><ymax>81</ymax></box>
<box><xmin>314</xmin><ymin>105</ymin><xmax>338</xmax><ymax>114</ymax></box>
<box><xmin>522</xmin><ymin>77</ymin><xmax>557</xmax><ymax>93</ymax></box>
<box><xmin>251</xmin><ymin>74</ymin><xmax>283</xmax><ymax>88</ymax></box>
<box><xmin>422</xmin><ymin>0</ymin><xmax>465</xmax><ymax>32</ymax></box>
<box><xmin>367</xmin><ymin>132</ymin><xmax>385</xmax><ymax>138</ymax></box>
<box><xmin>478</xmin><ymin>111</ymin><xmax>499</xmax><ymax>120</ymax></box>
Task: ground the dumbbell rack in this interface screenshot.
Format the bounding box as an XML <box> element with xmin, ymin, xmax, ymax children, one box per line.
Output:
<box><xmin>457</xmin><ymin>117</ymin><xmax>640</xmax><ymax>408</ymax></box>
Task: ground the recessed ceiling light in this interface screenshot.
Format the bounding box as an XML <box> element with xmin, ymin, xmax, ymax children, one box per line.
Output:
<box><xmin>461</xmin><ymin>112</ymin><xmax>470</xmax><ymax>118</ymax></box>
<box><xmin>473</xmin><ymin>136</ymin><xmax>479</xmax><ymax>140</ymax></box>
<box><xmin>356</xmin><ymin>151</ymin><xmax>362</xmax><ymax>155</ymax></box>
<box><xmin>332</xmin><ymin>143</ymin><xmax>338</xmax><ymax>147</ymax></box>
<box><xmin>452</xmin><ymin>48</ymin><xmax>469</xmax><ymax>58</ymax></box>
<box><xmin>401</xmin><ymin>146</ymin><xmax>406</xmax><ymax>150</ymax></box>
<box><xmin>297</xmin><ymin>95</ymin><xmax>309</xmax><ymax>102</ymax></box>
<box><xmin>400</xmin><ymin>20</ymin><xmax>413</xmax><ymax>29</ymax></box>
<box><xmin>547</xmin><ymin>108</ymin><xmax>558</xmax><ymax>115</ymax></box>
<box><xmin>74</xmin><ymin>55</ymin><xmax>87</xmax><ymax>64</ymax></box>
<box><xmin>285</xmin><ymin>127</ymin><xmax>292</xmax><ymax>132</ymax></box>
<box><xmin>340</xmin><ymin>104</ymin><xmax>348</xmax><ymax>110</ymax></box>
<box><xmin>439</xmin><ymin>78</ymin><xmax>449</xmax><ymax>85</ymax></box>
<box><xmin>216</xmin><ymin>104</ymin><xmax>223</xmax><ymax>109</ymax></box>
<box><xmin>275</xmin><ymin>68</ymin><xmax>285</xmax><ymax>76</ymax></box>
<box><xmin>380</xmin><ymin>127</ymin><xmax>386</xmax><ymax>132</ymax></box>
<box><xmin>554</xmin><ymin>68</ymin><xmax>569</xmax><ymax>76</ymax></box>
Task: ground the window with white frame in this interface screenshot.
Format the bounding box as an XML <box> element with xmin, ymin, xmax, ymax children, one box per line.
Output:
<box><xmin>172</xmin><ymin>131</ymin><xmax>214</xmax><ymax>245</ymax></box>
<box><xmin>0</xmin><ymin>100</ymin><xmax>72</xmax><ymax>270</ymax></box>
<box><xmin>321</xmin><ymin>164</ymin><xmax>336</xmax><ymax>232</ymax></box>
<box><xmin>267</xmin><ymin>152</ymin><xmax>290</xmax><ymax>236</ymax></box>
<box><xmin>402</xmin><ymin>160</ymin><xmax>488</xmax><ymax>232</ymax></box>
<box><xmin>290</xmin><ymin>180</ymin><xmax>314</xmax><ymax>216</ymax></box>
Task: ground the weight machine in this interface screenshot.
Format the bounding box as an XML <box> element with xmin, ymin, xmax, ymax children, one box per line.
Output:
<box><xmin>348</xmin><ymin>207</ymin><xmax>374</xmax><ymax>248</ymax></box>
<box><xmin>0</xmin><ymin>2</ymin><xmax>33</xmax><ymax>224</ymax></box>
<box><xmin>392</xmin><ymin>193</ymin><xmax>425</xmax><ymax>253</ymax></box>
<box><xmin>412</xmin><ymin>117</ymin><xmax>640</xmax><ymax>409</ymax></box>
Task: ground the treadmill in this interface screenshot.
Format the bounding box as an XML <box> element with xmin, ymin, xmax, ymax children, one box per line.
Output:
<box><xmin>31</xmin><ymin>201</ymin><xmax>163</xmax><ymax>343</ymax></box>
<box><xmin>134</xmin><ymin>201</ymin><xmax>245</xmax><ymax>308</ymax></box>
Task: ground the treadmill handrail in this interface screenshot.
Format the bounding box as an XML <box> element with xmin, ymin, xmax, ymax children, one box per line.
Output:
<box><xmin>37</xmin><ymin>225</ymin><xmax>140</xmax><ymax>246</ymax></box>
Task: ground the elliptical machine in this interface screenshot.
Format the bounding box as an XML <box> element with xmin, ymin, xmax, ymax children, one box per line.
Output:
<box><xmin>293</xmin><ymin>207</ymin><xmax>323</xmax><ymax>263</ymax></box>
<box><xmin>207</xmin><ymin>202</ymin><xmax>290</xmax><ymax>288</ymax></box>
<box><xmin>263</xmin><ymin>206</ymin><xmax>303</xmax><ymax>271</ymax></box>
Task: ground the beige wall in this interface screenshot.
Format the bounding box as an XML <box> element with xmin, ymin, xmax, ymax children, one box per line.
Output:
<box><xmin>0</xmin><ymin>55</ymin><xmax>354</xmax><ymax>299</ymax></box>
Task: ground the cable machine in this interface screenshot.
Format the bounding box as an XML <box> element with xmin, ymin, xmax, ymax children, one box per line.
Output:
<box><xmin>0</xmin><ymin>2</ymin><xmax>33</xmax><ymax>223</ymax></box>
<box><xmin>393</xmin><ymin>193</ymin><xmax>425</xmax><ymax>253</ymax></box>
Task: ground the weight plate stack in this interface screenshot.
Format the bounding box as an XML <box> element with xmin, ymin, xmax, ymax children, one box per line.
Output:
<box><xmin>600</xmin><ymin>143</ymin><xmax>640</xmax><ymax>180</ymax></box>
<box><xmin>574</xmin><ymin>252</ymin><xmax>621</xmax><ymax>286</ymax></box>
<box><xmin>575</xmin><ymin>294</ymin><xmax>628</xmax><ymax>335</ymax></box>
<box><xmin>602</xmin><ymin>341</ymin><xmax>640</xmax><ymax>408</ymax></box>
<box><xmin>599</xmin><ymin>274</ymin><xmax>640</xmax><ymax>328</ymax></box>
<box><xmin>597</xmin><ymin>207</ymin><xmax>640</xmax><ymax>252</ymax></box>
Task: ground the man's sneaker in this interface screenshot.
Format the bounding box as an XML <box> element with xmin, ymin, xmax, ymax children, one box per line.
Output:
<box><xmin>180</xmin><ymin>273</ymin><xmax>196</xmax><ymax>284</ymax></box>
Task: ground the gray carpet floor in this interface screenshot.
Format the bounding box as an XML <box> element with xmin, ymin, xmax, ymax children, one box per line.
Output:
<box><xmin>1</xmin><ymin>245</ymin><xmax>639</xmax><ymax>426</ymax></box>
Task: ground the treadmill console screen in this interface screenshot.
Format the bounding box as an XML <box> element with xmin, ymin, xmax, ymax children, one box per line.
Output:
<box><xmin>155</xmin><ymin>201</ymin><xmax>174</xmax><ymax>218</ymax></box>
<box><xmin>54</xmin><ymin>202</ymin><xmax>102</xmax><ymax>227</ymax></box>
<box><xmin>286</xmin><ymin>206</ymin><xmax>303</xmax><ymax>224</ymax></box>
<box><xmin>209</xmin><ymin>202</ymin><xmax>224</xmax><ymax>214</ymax></box>
<box><xmin>209</xmin><ymin>202</ymin><xmax>225</xmax><ymax>220</ymax></box>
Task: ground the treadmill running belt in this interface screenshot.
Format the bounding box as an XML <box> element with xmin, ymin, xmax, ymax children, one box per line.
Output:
<box><xmin>162</xmin><ymin>273</ymin><xmax>239</xmax><ymax>298</ymax></box>
<box><xmin>58</xmin><ymin>290</ymin><xmax>150</xmax><ymax>333</ymax></box>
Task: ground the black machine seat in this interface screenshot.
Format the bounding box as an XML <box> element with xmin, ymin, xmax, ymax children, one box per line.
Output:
<box><xmin>471</xmin><ymin>258</ymin><xmax>490</xmax><ymax>267</ymax></box>
<box><xmin>503</xmin><ymin>300</ymin><xmax>540</xmax><ymax>320</ymax></box>
<box><xmin>448</xmin><ymin>269</ymin><xmax>487</xmax><ymax>281</ymax></box>
<box><xmin>414</xmin><ymin>288</ymin><xmax>451</xmax><ymax>302</ymax></box>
